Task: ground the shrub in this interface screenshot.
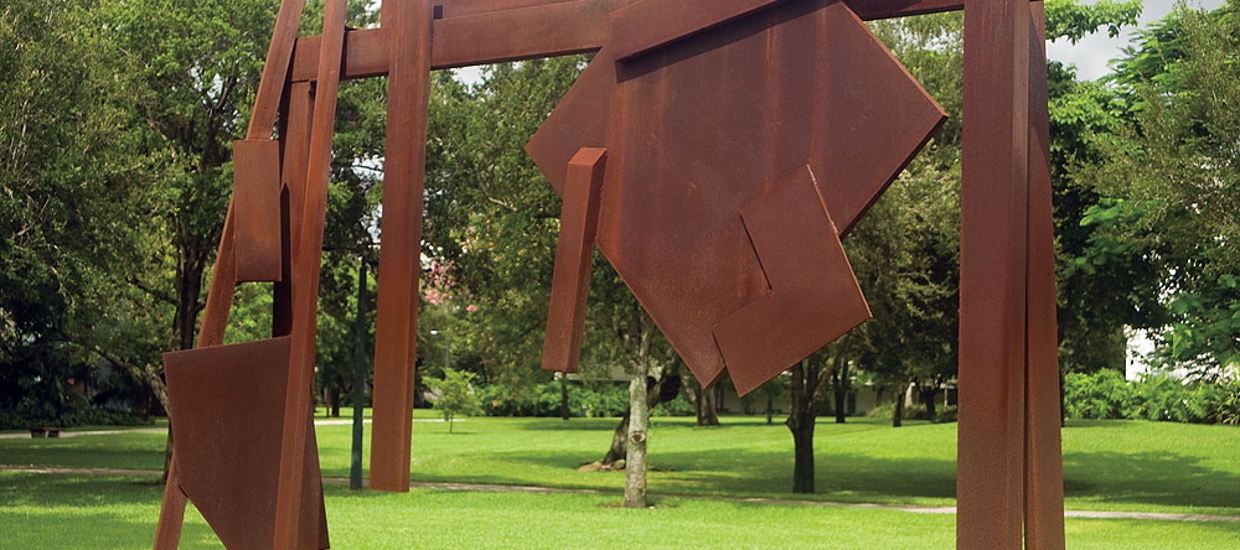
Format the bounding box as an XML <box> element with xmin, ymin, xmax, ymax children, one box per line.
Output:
<box><xmin>478</xmin><ymin>380</ymin><xmax>629</xmax><ymax>418</ymax></box>
<box><xmin>1063</xmin><ymin>370</ymin><xmax>1238</xmax><ymax>425</ymax></box>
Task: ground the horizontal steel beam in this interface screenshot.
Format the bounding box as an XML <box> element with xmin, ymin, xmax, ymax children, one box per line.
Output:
<box><xmin>290</xmin><ymin>0</ymin><xmax>1007</xmax><ymax>82</ymax></box>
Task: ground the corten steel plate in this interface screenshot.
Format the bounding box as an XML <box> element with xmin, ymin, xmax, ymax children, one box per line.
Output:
<box><xmin>527</xmin><ymin>0</ymin><xmax>946</xmax><ymax>393</ymax></box>
<box><xmin>233</xmin><ymin>139</ymin><xmax>284</xmax><ymax>283</ymax></box>
<box><xmin>164</xmin><ymin>337</ymin><xmax>328</xmax><ymax>550</ymax></box>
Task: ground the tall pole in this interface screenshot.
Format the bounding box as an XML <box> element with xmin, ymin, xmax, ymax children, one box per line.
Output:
<box><xmin>350</xmin><ymin>257</ymin><xmax>368</xmax><ymax>490</ymax></box>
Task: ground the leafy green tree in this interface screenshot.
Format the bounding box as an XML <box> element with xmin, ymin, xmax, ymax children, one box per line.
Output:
<box><xmin>1081</xmin><ymin>1</ymin><xmax>1240</xmax><ymax>377</ymax></box>
<box><xmin>427</xmin><ymin>368</ymin><xmax>483</xmax><ymax>433</ymax></box>
<box><xmin>0</xmin><ymin>0</ymin><xmax>164</xmax><ymax>422</ymax></box>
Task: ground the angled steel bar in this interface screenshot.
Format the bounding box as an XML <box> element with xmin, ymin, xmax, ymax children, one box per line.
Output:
<box><xmin>247</xmin><ymin>0</ymin><xmax>310</xmax><ymax>140</ymax></box>
<box><xmin>542</xmin><ymin>148</ymin><xmax>608</xmax><ymax>374</ymax></box>
<box><xmin>271</xmin><ymin>0</ymin><xmax>348</xmax><ymax>545</ymax></box>
<box><xmin>1024</xmin><ymin>3</ymin><xmax>1066</xmax><ymax>549</ymax></box>
<box><xmin>152</xmin><ymin>453</ymin><xmax>186</xmax><ymax>549</ymax></box>
<box><xmin>369</xmin><ymin>0</ymin><xmax>435</xmax><ymax>493</ymax></box>
<box><xmin>958</xmin><ymin>0</ymin><xmax>1031</xmax><ymax>548</ymax></box>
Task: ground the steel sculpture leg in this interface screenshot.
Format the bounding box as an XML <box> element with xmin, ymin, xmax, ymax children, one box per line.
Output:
<box><xmin>542</xmin><ymin>148</ymin><xmax>608</xmax><ymax>374</ymax></box>
<box><xmin>272</xmin><ymin>0</ymin><xmax>348</xmax><ymax>545</ymax></box>
<box><xmin>274</xmin><ymin>81</ymin><xmax>315</xmax><ymax>337</ymax></box>
<box><xmin>1024</xmin><ymin>4</ymin><xmax>1066</xmax><ymax>549</ymax></box>
<box><xmin>370</xmin><ymin>0</ymin><xmax>435</xmax><ymax>493</ymax></box>
<box><xmin>958</xmin><ymin>0</ymin><xmax>1031</xmax><ymax>548</ymax></box>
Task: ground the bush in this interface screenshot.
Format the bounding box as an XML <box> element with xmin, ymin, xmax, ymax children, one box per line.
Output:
<box><xmin>478</xmin><ymin>380</ymin><xmax>629</xmax><ymax>418</ymax></box>
<box><xmin>1063</xmin><ymin>370</ymin><xmax>1238</xmax><ymax>425</ymax></box>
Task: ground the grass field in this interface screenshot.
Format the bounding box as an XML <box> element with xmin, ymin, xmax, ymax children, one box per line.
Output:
<box><xmin>1</xmin><ymin>412</ymin><xmax>1237</xmax><ymax>548</ymax></box>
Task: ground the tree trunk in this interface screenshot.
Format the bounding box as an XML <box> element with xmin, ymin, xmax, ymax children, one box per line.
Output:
<box><xmin>559</xmin><ymin>375</ymin><xmax>571</xmax><ymax>420</ymax></box>
<box><xmin>328</xmin><ymin>386</ymin><xmax>341</xmax><ymax>418</ymax></box>
<box><xmin>766</xmin><ymin>390</ymin><xmax>775</xmax><ymax>425</ymax></box>
<box><xmin>685</xmin><ymin>379</ymin><xmax>720</xmax><ymax>427</ymax></box>
<box><xmin>602</xmin><ymin>413</ymin><xmax>629</xmax><ymax>465</ymax></box>
<box><xmin>695</xmin><ymin>384</ymin><xmax>720</xmax><ymax>426</ymax></box>
<box><xmin>787</xmin><ymin>361</ymin><xmax>818</xmax><ymax>493</ymax></box>
<box><xmin>893</xmin><ymin>389</ymin><xmax>904</xmax><ymax>428</ymax></box>
<box><xmin>833</xmin><ymin>365</ymin><xmax>848</xmax><ymax>424</ymax></box>
<box><xmin>790</xmin><ymin>417</ymin><xmax>815</xmax><ymax>493</ymax></box>
<box><xmin>920</xmin><ymin>385</ymin><xmax>937</xmax><ymax>419</ymax></box>
<box><xmin>624</xmin><ymin>369</ymin><xmax>649</xmax><ymax>508</ymax></box>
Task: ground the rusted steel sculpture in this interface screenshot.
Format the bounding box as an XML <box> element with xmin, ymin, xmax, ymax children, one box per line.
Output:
<box><xmin>155</xmin><ymin>1</ymin><xmax>1065</xmax><ymax>549</ymax></box>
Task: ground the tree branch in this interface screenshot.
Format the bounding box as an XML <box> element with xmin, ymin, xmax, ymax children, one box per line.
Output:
<box><xmin>128</xmin><ymin>277</ymin><xmax>178</xmax><ymax>307</ymax></box>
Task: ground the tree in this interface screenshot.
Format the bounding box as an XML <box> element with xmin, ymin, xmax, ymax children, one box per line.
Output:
<box><xmin>426</xmin><ymin>368</ymin><xmax>483</xmax><ymax>433</ymax></box>
<box><xmin>0</xmin><ymin>0</ymin><xmax>166</xmax><ymax>425</ymax></box>
<box><xmin>1080</xmin><ymin>0</ymin><xmax>1240</xmax><ymax>378</ymax></box>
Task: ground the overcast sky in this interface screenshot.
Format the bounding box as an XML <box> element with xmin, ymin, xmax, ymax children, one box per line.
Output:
<box><xmin>1046</xmin><ymin>0</ymin><xmax>1226</xmax><ymax>81</ymax></box>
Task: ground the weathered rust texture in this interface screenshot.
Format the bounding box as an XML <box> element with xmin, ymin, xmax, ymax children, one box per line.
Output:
<box><xmin>370</xmin><ymin>0</ymin><xmax>435</xmax><ymax>493</ymax></box>
<box><xmin>288</xmin><ymin>0</ymin><xmax>1056</xmax><ymax>83</ymax></box>
<box><xmin>610</xmin><ymin>0</ymin><xmax>782</xmax><ymax>61</ymax></box>
<box><xmin>233</xmin><ymin>139</ymin><xmax>284</xmax><ymax>283</ymax></box>
<box><xmin>163</xmin><ymin>337</ymin><xmax>327</xmax><ymax>550</ymax></box>
<box><xmin>957</xmin><ymin>0</ymin><xmax>1031</xmax><ymax>547</ymax></box>
<box><xmin>713</xmin><ymin>166</ymin><xmax>871</xmax><ymax>395</ymax></box>
<box><xmin>271</xmin><ymin>0</ymin><xmax>347</xmax><ymax>545</ymax></box>
<box><xmin>528</xmin><ymin>0</ymin><xmax>945</xmax><ymax>392</ymax></box>
<box><xmin>1024</xmin><ymin>3</ymin><xmax>1066</xmax><ymax>549</ymax></box>
<box><xmin>542</xmin><ymin>148</ymin><xmax>608</xmax><ymax>374</ymax></box>
<box><xmin>274</xmin><ymin>82</ymin><xmax>315</xmax><ymax>338</ymax></box>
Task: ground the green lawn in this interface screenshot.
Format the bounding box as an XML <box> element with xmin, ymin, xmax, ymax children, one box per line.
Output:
<box><xmin>3</xmin><ymin>412</ymin><xmax>1238</xmax><ymax>548</ymax></box>
<box><xmin>5</xmin><ymin>412</ymin><xmax>1236</xmax><ymax>515</ymax></box>
<box><xmin>1</xmin><ymin>471</ymin><xmax>1237</xmax><ymax>549</ymax></box>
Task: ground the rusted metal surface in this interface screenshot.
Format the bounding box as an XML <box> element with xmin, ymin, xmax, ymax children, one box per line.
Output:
<box><xmin>957</xmin><ymin>0</ymin><xmax>1032</xmax><ymax>548</ymax></box>
<box><xmin>273</xmin><ymin>82</ymin><xmax>315</xmax><ymax>338</ymax></box>
<box><xmin>542</xmin><ymin>148</ymin><xmax>608</xmax><ymax>374</ymax></box>
<box><xmin>288</xmin><ymin>1</ymin><xmax>1050</xmax><ymax>83</ymax></box>
<box><xmin>371</xmin><ymin>0</ymin><xmax>434</xmax><ymax>493</ymax></box>
<box><xmin>164</xmin><ymin>337</ymin><xmax>327</xmax><ymax>550</ymax></box>
<box><xmin>528</xmin><ymin>0</ymin><xmax>945</xmax><ymax>392</ymax></box>
<box><xmin>610</xmin><ymin>0</ymin><xmax>782</xmax><ymax>61</ymax></box>
<box><xmin>232</xmin><ymin>140</ymin><xmax>284</xmax><ymax>283</ymax></box>
<box><xmin>713</xmin><ymin>166</ymin><xmax>871</xmax><ymax>394</ymax></box>
<box><xmin>271</xmin><ymin>0</ymin><xmax>347</xmax><ymax>546</ymax></box>
<box><xmin>1024</xmin><ymin>4</ymin><xmax>1066</xmax><ymax>549</ymax></box>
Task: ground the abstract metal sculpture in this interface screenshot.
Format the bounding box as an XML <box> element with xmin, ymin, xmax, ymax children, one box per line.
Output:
<box><xmin>154</xmin><ymin>1</ymin><xmax>1065</xmax><ymax>549</ymax></box>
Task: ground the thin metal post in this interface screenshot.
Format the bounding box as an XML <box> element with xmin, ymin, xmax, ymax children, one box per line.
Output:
<box><xmin>351</xmin><ymin>257</ymin><xmax>368</xmax><ymax>491</ymax></box>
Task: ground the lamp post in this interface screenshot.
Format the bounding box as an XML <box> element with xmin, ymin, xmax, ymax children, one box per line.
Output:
<box><xmin>350</xmin><ymin>255</ymin><xmax>368</xmax><ymax>490</ymax></box>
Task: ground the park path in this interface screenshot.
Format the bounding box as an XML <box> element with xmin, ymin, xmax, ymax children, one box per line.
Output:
<box><xmin>1</xmin><ymin>463</ymin><xmax>1238</xmax><ymax>523</ymax></box>
<box><xmin>0</xmin><ymin>417</ymin><xmax>437</xmax><ymax>439</ymax></box>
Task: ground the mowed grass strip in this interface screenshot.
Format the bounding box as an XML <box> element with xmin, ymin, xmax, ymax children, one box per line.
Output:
<box><xmin>2</xmin><ymin>411</ymin><xmax>1237</xmax><ymax>515</ymax></box>
<box><xmin>2</xmin><ymin>472</ymin><xmax>1238</xmax><ymax>549</ymax></box>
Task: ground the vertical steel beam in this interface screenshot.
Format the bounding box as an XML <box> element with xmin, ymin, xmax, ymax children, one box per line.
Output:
<box><xmin>272</xmin><ymin>0</ymin><xmax>348</xmax><ymax>546</ymax></box>
<box><xmin>370</xmin><ymin>0</ymin><xmax>435</xmax><ymax>492</ymax></box>
<box><xmin>542</xmin><ymin>148</ymin><xmax>608</xmax><ymax>374</ymax></box>
<box><xmin>274</xmin><ymin>82</ymin><xmax>315</xmax><ymax>337</ymax></box>
<box><xmin>1024</xmin><ymin>3</ymin><xmax>1066</xmax><ymax>549</ymax></box>
<box><xmin>958</xmin><ymin>0</ymin><xmax>1030</xmax><ymax>548</ymax></box>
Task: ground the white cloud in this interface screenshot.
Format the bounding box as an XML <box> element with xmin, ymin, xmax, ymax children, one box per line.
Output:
<box><xmin>1046</xmin><ymin>0</ymin><xmax>1225</xmax><ymax>81</ymax></box>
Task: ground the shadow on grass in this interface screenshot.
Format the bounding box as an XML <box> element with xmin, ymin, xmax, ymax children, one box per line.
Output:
<box><xmin>400</xmin><ymin>445</ymin><xmax>958</xmax><ymax>504</ymax></box>
<box><xmin>1063</xmin><ymin>450</ymin><xmax>1240</xmax><ymax>510</ymax></box>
